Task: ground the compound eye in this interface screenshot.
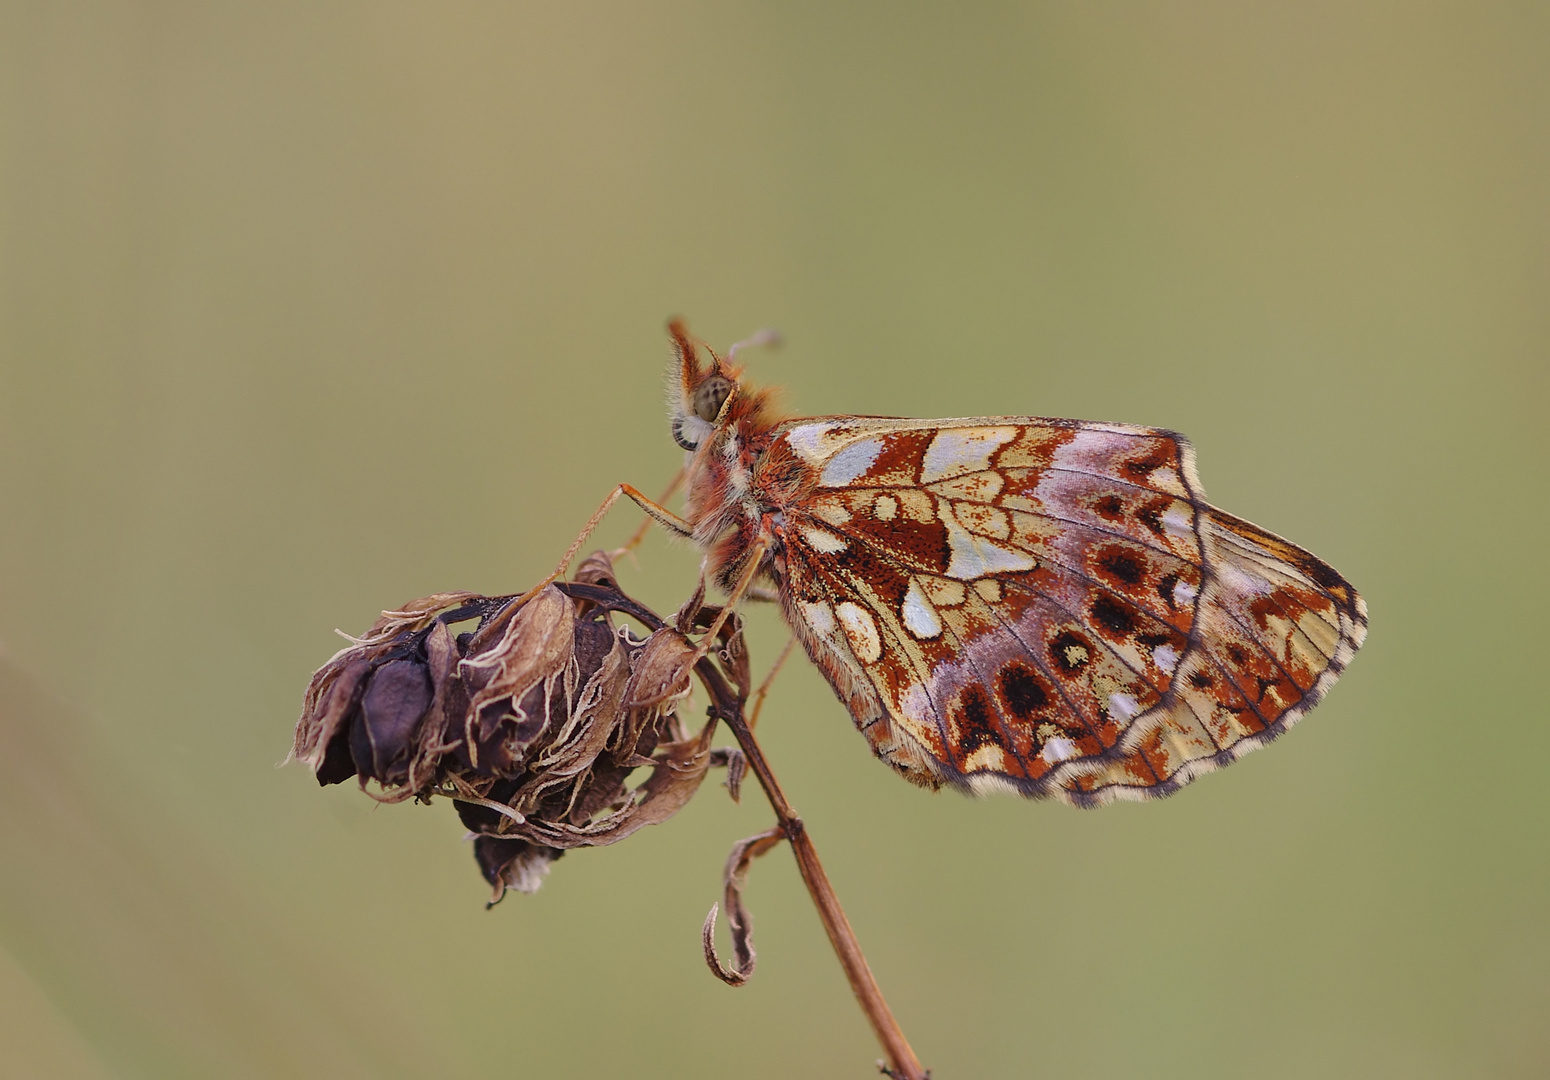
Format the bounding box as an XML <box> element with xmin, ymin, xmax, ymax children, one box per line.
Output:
<box><xmin>693</xmin><ymin>376</ymin><xmax>733</xmax><ymax>422</ymax></box>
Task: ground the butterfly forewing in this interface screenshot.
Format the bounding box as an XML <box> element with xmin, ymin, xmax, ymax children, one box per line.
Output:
<box><xmin>765</xmin><ymin>416</ymin><xmax>1365</xmax><ymax>804</ymax></box>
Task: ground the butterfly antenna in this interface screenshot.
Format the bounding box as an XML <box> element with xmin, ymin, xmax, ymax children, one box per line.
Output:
<box><xmin>726</xmin><ymin>327</ymin><xmax>782</xmax><ymax>364</ymax></box>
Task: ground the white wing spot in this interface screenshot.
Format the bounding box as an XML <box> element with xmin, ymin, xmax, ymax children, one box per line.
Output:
<box><xmin>901</xmin><ymin>580</ymin><xmax>942</xmax><ymax>639</ymax></box>
<box><xmin>812</xmin><ymin>499</ymin><xmax>852</xmax><ymax>527</ymax></box>
<box><xmin>1042</xmin><ymin>737</ymin><xmax>1078</xmax><ymax>763</ymax></box>
<box><xmin>1172</xmin><ymin>579</ymin><xmax>1199</xmax><ymax>609</ymax></box>
<box><xmin>920</xmin><ymin>427</ymin><xmax>1018</xmax><ymax>483</ymax></box>
<box><xmin>1162</xmin><ymin>505</ymin><xmax>1194</xmax><ymax>537</ymax></box>
<box><xmin>820</xmin><ymin>438</ymin><xmax>885</xmax><ymax>487</ymax></box>
<box><xmin>835</xmin><ymin>602</ymin><xmax>883</xmax><ymax>663</ymax></box>
<box><xmin>1108</xmin><ymin>692</ymin><xmax>1140</xmax><ymax>723</ymax></box>
<box><xmin>782</xmin><ymin>422</ymin><xmax>841</xmax><ymax>465</ymax></box>
<box><xmin>1152</xmin><ymin>643</ymin><xmax>1179</xmax><ymax>674</ymax></box>
<box><xmin>800</xmin><ymin>526</ymin><xmax>849</xmax><ymax>554</ymax></box>
<box><xmin>1219</xmin><ymin>563</ymin><xmax>1273</xmax><ymax>597</ymax></box>
<box><xmin>963</xmin><ymin>745</ymin><xmax>1007</xmax><ymax>773</ymax></box>
<box><xmin>799</xmin><ymin>600</ymin><xmax>836</xmax><ymax>637</ymax></box>
<box><xmin>942</xmin><ymin>514</ymin><xmax>1036</xmax><ymax>580</ymax></box>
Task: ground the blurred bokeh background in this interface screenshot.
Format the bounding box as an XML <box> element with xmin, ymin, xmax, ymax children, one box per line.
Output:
<box><xmin>2</xmin><ymin>3</ymin><xmax>1546</xmax><ymax>1077</ymax></box>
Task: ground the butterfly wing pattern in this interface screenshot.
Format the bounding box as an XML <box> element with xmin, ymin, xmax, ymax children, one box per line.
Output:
<box><xmin>755</xmin><ymin>417</ymin><xmax>1366</xmax><ymax>806</ymax></box>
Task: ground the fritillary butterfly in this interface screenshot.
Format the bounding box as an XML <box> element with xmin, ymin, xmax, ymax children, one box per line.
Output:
<box><xmin>647</xmin><ymin>321</ymin><xmax>1366</xmax><ymax>806</ymax></box>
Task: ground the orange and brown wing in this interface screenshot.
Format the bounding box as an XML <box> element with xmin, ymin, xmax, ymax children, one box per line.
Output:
<box><xmin>764</xmin><ymin>417</ymin><xmax>1365</xmax><ymax>805</ymax></box>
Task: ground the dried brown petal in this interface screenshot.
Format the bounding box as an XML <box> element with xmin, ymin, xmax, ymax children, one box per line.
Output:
<box><xmin>703</xmin><ymin>826</ymin><xmax>785</xmax><ymax>986</ymax></box>
<box><xmin>362</xmin><ymin>592</ymin><xmax>482</xmax><ymax>643</ymax></box>
<box><xmin>461</xmin><ymin>586</ymin><xmax>574</xmax><ymax>759</ymax></box>
<box><xmin>302</xmin><ymin>658</ymin><xmax>374</xmax><ymax>785</ymax></box>
<box><xmin>496</xmin><ymin>715</ymin><xmax>718</xmax><ymax>850</ymax></box>
<box><xmin>404</xmin><ymin>620</ymin><xmax>461</xmax><ymax>792</ymax></box>
<box><xmin>672</xmin><ymin>578</ymin><xmax>707</xmax><ymax>633</ymax></box>
<box><xmin>572</xmin><ymin>550</ymin><xmax>620</xmax><ymax>588</ymax></box>
<box><xmin>722</xmin><ymin>619</ymin><xmax>751</xmax><ymax>702</ymax></box>
<box><xmin>293</xmin><ymin>591</ymin><xmax>483</xmax><ymax>784</ymax></box>
<box><xmin>501</xmin><ymin>632</ymin><xmax>630</xmax><ymax>814</ymax></box>
<box><xmin>623</xmin><ymin>627</ymin><xmax>697</xmax><ymax>711</ymax></box>
<box><xmin>613</xmin><ymin>627</ymin><xmax>696</xmax><ymax>764</ymax></box>
<box><xmin>348</xmin><ymin>659</ymin><xmax>433</xmax><ymax>783</ymax></box>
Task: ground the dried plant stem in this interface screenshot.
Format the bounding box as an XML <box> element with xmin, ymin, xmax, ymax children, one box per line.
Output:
<box><xmin>706</xmin><ymin>665</ymin><xmax>928</xmax><ymax>1080</ymax></box>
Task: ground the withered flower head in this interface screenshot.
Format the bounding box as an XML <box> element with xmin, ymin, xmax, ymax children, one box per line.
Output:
<box><xmin>292</xmin><ymin>548</ymin><xmax>923</xmax><ymax>1077</ymax></box>
<box><xmin>292</xmin><ymin>553</ymin><xmax>733</xmax><ymax>902</ymax></box>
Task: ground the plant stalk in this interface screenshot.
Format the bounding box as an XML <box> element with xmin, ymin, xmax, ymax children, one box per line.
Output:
<box><xmin>706</xmin><ymin>664</ymin><xmax>929</xmax><ymax>1080</ymax></box>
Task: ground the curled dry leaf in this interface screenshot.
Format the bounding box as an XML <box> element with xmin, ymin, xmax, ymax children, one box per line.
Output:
<box><xmin>702</xmin><ymin>826</ymin><xmax>786</xmax><ymax>986</ymax></box>
<box><xmin>710</xmin><ymin>747</ymin><xmax>747</xmax><ymax>803</ymax></box>
<box><xmin>291</xmin><ymin>553</ymin><xmax>739</xmax><ymax>902</ymax></box>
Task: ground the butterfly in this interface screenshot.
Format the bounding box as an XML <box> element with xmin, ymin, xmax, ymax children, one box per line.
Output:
<box><xmin>599</xmin><ymin>321</ymin><xmax>1367</xmax><ymax>806</ymax></box>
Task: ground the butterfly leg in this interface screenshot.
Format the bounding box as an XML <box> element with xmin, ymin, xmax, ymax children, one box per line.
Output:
<box><xmin>511</xmin><ymin>484</ymin><xmax>693</xmax><ymax>610</ymax></box>
<box><xmin>688</xmin><ymin>539</ymin><xmax>769</xmax><ymax>667</ymax></box>
<box><xmin>617</xmin><ymin>483</ymin><xmax>694</xmax><ymax>539</ymax></box>
<box><xmin>613</xmin><ymin>469</ymin><xmax>687</xmax><ymax>558</ymax></box>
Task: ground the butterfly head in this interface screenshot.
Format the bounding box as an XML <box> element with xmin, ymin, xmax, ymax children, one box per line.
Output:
<box><xmin>666</xmin><ymin>319</ymin><xmax>781</xmax><ymax>453</ymax></box>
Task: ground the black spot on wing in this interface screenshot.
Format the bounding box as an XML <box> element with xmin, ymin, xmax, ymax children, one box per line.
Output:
<box><xmin>954</xmin><ymin>684</ymin><xmax>1000</xmax><ymax>755</ymax></box>
<box><xmin>1089</xmin><ymin>594</ymin><xmax>1138</xmax><ymax>638</ymax></box>
<box><xmin>999</xmin><ymin>663</ymin><xmax>1051</xmax><ymax>719</ymax></box>
<box><xmin>1096</xmin><ymin>548</ymin><xmax>1145</xmax><ymax>586</ymax></box>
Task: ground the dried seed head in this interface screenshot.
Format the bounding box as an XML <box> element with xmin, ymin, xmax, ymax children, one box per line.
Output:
<box><xmin>292</xmin><ymin>554</ymin><xmax>734</xmax><ymax>899</ymax></box>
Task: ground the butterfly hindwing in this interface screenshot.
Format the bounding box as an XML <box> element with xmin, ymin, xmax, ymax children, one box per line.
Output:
<box><xmin>1059</xmin><ymin>509</ymin><xmax>1368</xmax><ymax>803</ymax></box>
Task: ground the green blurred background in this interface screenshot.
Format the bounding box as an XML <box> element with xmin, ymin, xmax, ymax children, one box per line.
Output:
<box><xmin>2</xmin><ymin>3</ymin><xmax>1545</xmax><ymax>1077</ymax></box>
